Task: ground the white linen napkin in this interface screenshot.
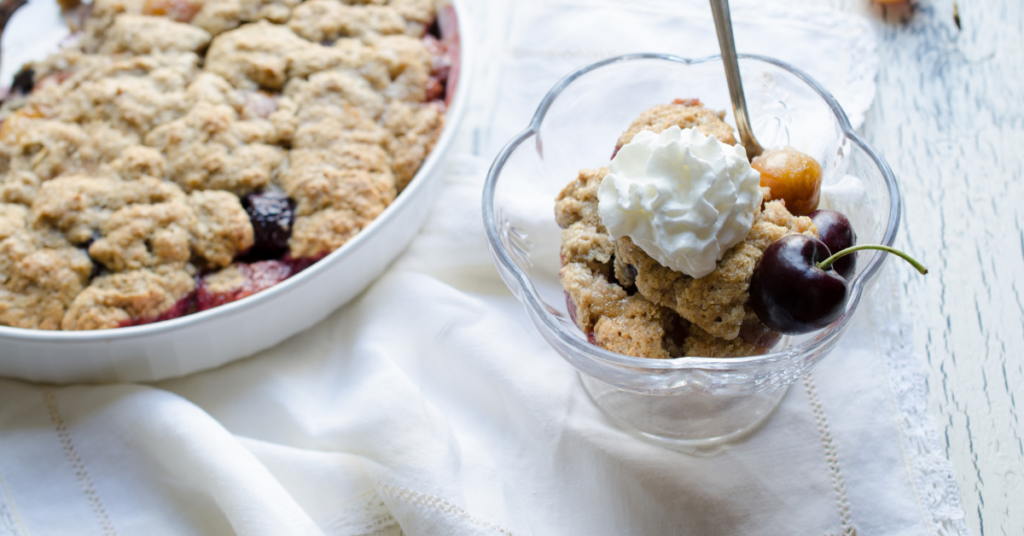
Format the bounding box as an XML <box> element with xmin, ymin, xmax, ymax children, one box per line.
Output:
<box><xmin>0</xmin><ymin>0</ymin><xmax>969</xmax><ymax>535</ymax></box>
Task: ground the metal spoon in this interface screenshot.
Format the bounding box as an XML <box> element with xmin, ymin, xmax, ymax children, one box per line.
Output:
<box><xmin>708</xmin><ymin>0</ymin><xmax>763</xmax><ymax>159</ymax></box>
<box><xmin>0</xmin><ymin>0</ymin><xmax>28</xmax><ymax>92</ymax></box>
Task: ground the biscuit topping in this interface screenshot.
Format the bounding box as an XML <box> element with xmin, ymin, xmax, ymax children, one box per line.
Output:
<box><xmin>0</xmin><ymin>0</ymin><xmax>452</xmax><ymax>330</ymax></box>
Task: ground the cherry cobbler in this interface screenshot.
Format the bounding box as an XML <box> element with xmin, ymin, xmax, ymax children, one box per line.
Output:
<box><xmin>556</xmin><ymin>101</ymin><xmax>819</xmax><ymax>358</ymax></box>
<box><xmin>0</xmin><ymin>0</ymin><xmax>456</xmax><ymax>330</ymax></box>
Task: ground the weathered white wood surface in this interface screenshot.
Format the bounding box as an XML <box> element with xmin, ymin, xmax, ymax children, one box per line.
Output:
<box><xmin>810</xmin><ymin>0</ymin><xmax>1023</xmax><ymax>534</ymax></box>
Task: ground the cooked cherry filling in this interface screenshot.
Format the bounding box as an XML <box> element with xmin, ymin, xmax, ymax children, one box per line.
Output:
<box><xmin>241</xmin><ymin>191</ymin><xmax>295</xmax><ymax>261</ymax></box>
<box><xmin>10</xmin><ymin>68</ymin><xmax>34</xmax><ymax>96</ymax></box>
<box><xmin>196</xmin><ymin>260</ymin><xmax>292</xmax><ymax>311</ymax></box>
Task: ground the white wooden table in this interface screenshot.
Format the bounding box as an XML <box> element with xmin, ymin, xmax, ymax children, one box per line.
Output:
<box><xmin>809</xmin><ymin>1</ymin><xmax>1023</xmax><ymax>533</ymax></box>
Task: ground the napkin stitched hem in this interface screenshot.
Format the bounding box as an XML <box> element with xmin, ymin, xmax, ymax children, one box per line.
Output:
<box><xmin>377</xmin><ymin>483</ymin><xmax>517</xmax><ymax>535</ymax></box>
<box><xmin>43</xmin><ymin>387</ymin><xmax>118</xmax><ymax>536</ymax></box>
<box><xmin>803</xmin><ymin>373</ymin><xmax>856</xmax><ymax>536</ymax></box>
<box><xmin>318</xmin><ymin>489</ymin><xmax>397</xmax><ymax>535</ymax></box>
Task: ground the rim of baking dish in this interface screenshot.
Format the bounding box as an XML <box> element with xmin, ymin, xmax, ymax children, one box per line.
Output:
<box><xmin>482</xmin><ymin>52</ymin><xmax>901</xmax><ymax>372</ymax></box>
<box><xmin>0</xmin><ymin>0</ymin><xmax>475</xmax><ymax>342</ymax></box>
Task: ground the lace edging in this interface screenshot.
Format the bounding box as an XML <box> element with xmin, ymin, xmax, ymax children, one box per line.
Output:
<box><xmin>872</xmin><ymin>267</ymin><xmax>970</xmax><ymax>535</ymax></box>
<box><xmin>0</xmin><ymin>476</ymin><xmax>21</xmax><ymax>536</ymax></box>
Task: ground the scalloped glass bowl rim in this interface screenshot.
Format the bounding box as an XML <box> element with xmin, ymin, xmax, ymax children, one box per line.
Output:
<box><xmin>483</xmin><ymin>52</ymin><xmax>900</xmax><ymax>373</ymax></box>
<box><xmin>0</xmin><ymin>0</ymin><xmax>473</xmax><ymax>342</ymax></box>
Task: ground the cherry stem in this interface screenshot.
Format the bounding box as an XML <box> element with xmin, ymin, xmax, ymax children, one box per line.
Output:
<box><xmin>817</xmin><ymin>244</ymin><xmax>928</xmax><ymax>275</ymax></box>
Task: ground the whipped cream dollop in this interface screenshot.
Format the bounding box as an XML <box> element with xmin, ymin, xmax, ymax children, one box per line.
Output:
<box><xmin>597</xmin><ymin>126</ymin><xmax>762</xmax><ymax>278</ymax></box>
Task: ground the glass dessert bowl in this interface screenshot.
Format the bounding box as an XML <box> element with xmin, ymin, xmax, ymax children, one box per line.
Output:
<box><xmin>483</xmin><ymin>54</ymin><xmax>899</xmax><ymax>452</ymax></box>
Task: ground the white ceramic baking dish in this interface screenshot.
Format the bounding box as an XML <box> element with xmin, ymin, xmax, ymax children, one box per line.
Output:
<box><xmin>0</xmin><ymin>0</ymin><xmax>473</xmax><ymax>384</ymax></box>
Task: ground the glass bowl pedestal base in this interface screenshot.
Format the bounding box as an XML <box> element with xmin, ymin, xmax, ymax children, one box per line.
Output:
<box><xmin>580</xmin><ymin>373</ymin><xmax>788</xmax><ymax>455</ymax></box>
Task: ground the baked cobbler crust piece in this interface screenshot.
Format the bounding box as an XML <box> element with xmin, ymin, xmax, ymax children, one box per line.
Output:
<box><xmin>614</xmin><ymin>101</ymin><xmax>736</xmax><ymax>152</ymax></box>
<box><xmin>0</xmin><ymin>204</ymin><xmax>93</xmax><ymax>329</ymax></box>
<box><xmin>288</xmin><ymin>0</ymin><xmax>407</xmax><ymax>41</ymax></box>
<box><xmin>0</xmin><ymin>0</ymin><xmax>452</xmax><ymax>330</ymax></box>
<box><xmin>145</xmin><ymin>101</ymin><xmax>285</xmax><ymax>194</ymax></box>
<box><xmin>21</xmin><ymin>53</ymin><xmax>200</xmax><ymax>137</ymax></box>
<box><xmin>614</xmin><ymin>195</ymin><xmax>817</xmax><ymax>341</ymax></box>
<box><xmin>96</xmin><ymin>15</ymin><xmax>212</xmax><ymax>55</ymax></box>
<box><xmin>30</xmin><ymin>176</ymin><xmax>186</xmax><ymax>245</ymax></box>
<box><xmin>189</xmin><ymin>0</ymin><xmax>303</xmax><ymax>36</ymax></box>
<box><xmin>187</xmin><ymin>190</ymin><xmax>255</xmax><ymax>268</ymax></box>
<box><xmin>61</xmin><ymin>265</ymin><xmax>196</xmax><ymax>330</ymax></box>
<box><xmin>1</xmin><ymin>117</ymin><xmax>134</xmax><ymax>189</ymax></box>
<box><xmin>203</xmin><ymin>20</ymin><xmax>312</xmax><ymax>91</ymax></box>
<box><xmin>383</xmin><ymin>100</ymin><xmax>444</xmax><ymax>191</ymax></box>
<box><xmin>556</xmin><ymin>102</ymin><xmax>818</xmax><ymax>358</ymax></box>
<box><xmin>83</xmin><ymin>0</ymin><xmax>302</xmax><ymax>41</ymax></box>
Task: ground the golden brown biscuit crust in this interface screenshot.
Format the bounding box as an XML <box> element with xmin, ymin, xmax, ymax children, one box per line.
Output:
<box><xmin>0</xmin><ymin>1</ymin><xmax>445</xmax><ymax>330</ymax></box>
<box><xmin>616</xmin><ymin>102</ymin><xmax>737</xmax><ymax>150</ymax></box>
<box><xmin>61</xmin><ymin>266</ymin><xmax>195</xmax><ymax>330</ymax></box>
<box><xmin>615</xmin><ymin>193</ymin><xmax>817</xmax><ymax>341</ymax></box>
<box><xmin>0</xmin><ymin>208</ymin><xmax>93</xmax><ymax>330</ymax></box>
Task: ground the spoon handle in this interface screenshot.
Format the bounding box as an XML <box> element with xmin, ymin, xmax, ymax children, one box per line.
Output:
<box><xmin>0</xmin><ymin>0</ymin><xmax>28</xmax><ymax>83</ymax></box>
<box><xmin>708</xmin><ymin>0</ymin><xmax>763</xmax><ymax>159</ymax></box>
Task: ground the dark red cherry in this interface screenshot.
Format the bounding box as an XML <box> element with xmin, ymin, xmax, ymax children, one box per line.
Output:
<box><xmin>809</xmin><ymin>209</ymin><xmax>856</xmax><ymax>279</ymax></box>
<box><xmin>11</xmin><ymin>68</ymin><xmax>34</xmax><ymax>96</ymax></box>
<box><xmin>242</xmin><ymin>191</ymin><xmax>295</xmax><ymax>259</ymax></box>
<box><xmin>751</xmin><ymin>235</ymin><xmax>928</xmax><ymax>335</ymax></box>
<box><xmin>749</xmin><ymin>234</ymin><xmax>849</xmax><ymax>334</ymax></box>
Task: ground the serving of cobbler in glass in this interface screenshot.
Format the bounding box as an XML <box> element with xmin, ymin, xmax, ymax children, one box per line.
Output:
<box><xmin>484</xmin><ymin>54</ymin><xmax>901</xmax><ymax>449</ymax></box>
<box><xmin>556</xmin><ymin>100</ymin><xmax>820</xmax><ymax>359</ymax></box>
